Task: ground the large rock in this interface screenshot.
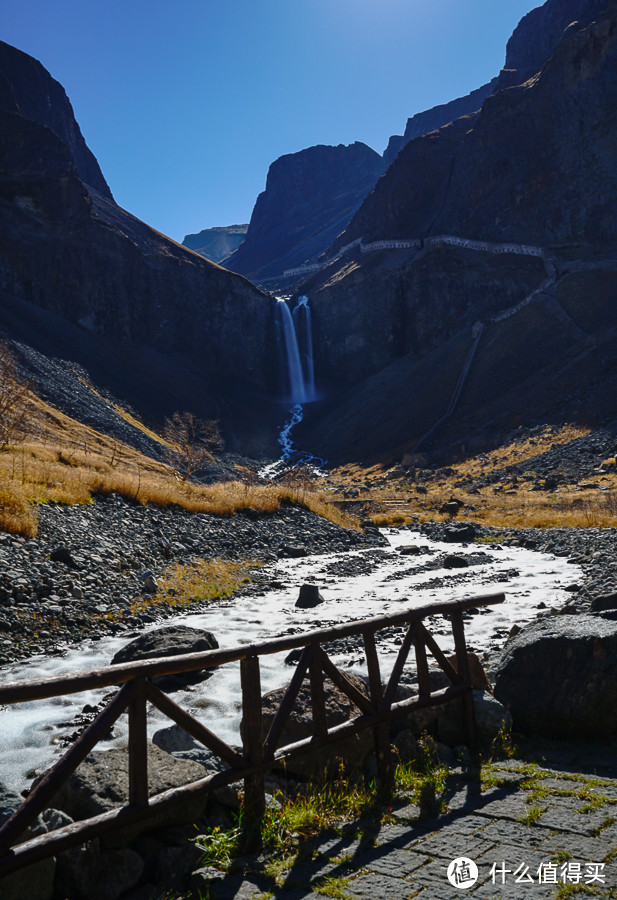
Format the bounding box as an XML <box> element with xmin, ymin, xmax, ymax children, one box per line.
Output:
<box><xmin>111</xmin><ymin>625</ymin><xmax>218</xmax><ymax>666</ymax></box>
<box><xmin>54</xmin><ymin>833</ymin><xmax>144</xmax><ymax>900</ymax></box>
<box><xmin>49</xmin><ymin>745</ymin><xmax>209</xmax><ymax>846</ymax></box>
<box><xmin>494</xmin><ymin>614</ymin><xmax>617</xmax><ymax>737</ymax></box>
<box><xmin>444</xmin><ymin>524</ymin><xmax>477</xmax><ymax>543</ymax></box>
<box><xmin>295</xmin><ymin>584</ymin><xmax>325</xmax><ymax>608</ymax></box>
<box><xmin>253</xmin><ymin>673</ymin><xmax>373</xmax><ymax>780</ymax></box>
<box><xmin>0</xmin><ymin>783</ymin><xmax>55</xmax><ymax>900</ymax></box>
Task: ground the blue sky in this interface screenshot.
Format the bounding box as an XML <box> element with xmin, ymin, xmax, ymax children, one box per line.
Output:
<box><xmin>4</xmin><ymin>0</ymin><xmax>538</xmax><ymax>242</ymax></box>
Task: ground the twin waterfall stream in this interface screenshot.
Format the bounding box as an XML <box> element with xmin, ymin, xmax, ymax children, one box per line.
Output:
<box><xmin>267</xmin><ymin>295</ymin><xmax>320</xmax><ymax>473</ymax></box>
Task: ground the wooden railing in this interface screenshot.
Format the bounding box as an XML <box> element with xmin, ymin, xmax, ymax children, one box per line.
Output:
<box><xmin>0</xmin><ymin>592</ymin><xmax>504</xmax><ymax>876</ymax></box>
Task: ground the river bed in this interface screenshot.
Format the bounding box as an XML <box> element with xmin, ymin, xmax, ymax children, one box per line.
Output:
<box><xmin>0</xmin><ymin>529</ymin><xmax>580</xmax><ymax>793</ymax></box>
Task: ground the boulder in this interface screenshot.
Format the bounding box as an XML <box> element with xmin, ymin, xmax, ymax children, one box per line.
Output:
<box><xmin>444</xmin><ymin>524</ymin><xmax>477</xmax><ymax>543</ymax></box>
<box><xmin>140</xmin><ymin>571</ymin><xmax>158</xmax><ymax>594</ymax></box>
<box><xmin>50</xmin><ymin>545</ymin><xmax>79</xmax><ymax>568</ymax></box>
<box><xmin>153</xmin><ymin>724</ymin><xmax>198</xmax><ymax>754</ymax></box>
<box><xmin>295</xmin><ymin>584</ymin><xmax>325</xmax><ymax>608</ymax></box>
<box><xmin>402</xmin><ymin>453</ymin><xmax>428</xmax><ymax>469</ymax></box>
<box><xmin>473</xmin><ymin>691</ymin><xmax>513</xmax><ymax>746</ymax></box>
<box><xmin>0</xmin><ymin>783</ymin><xmax>55</xmax><ymax>900</ymax></box>
<box><xmin>428</xmin><ymin>652</ymin><xmax>492</xmax><ymax>693</ymax></box>
<box><xmin>396</xmin><ymin>545</ymin><xmax>422</xmax><ymax>556</ymax></box>
<box><xmin>252</xmin><ymin>673</ymin><xmax>373</xmax><ymax>780</ymax></box>
<box><xmin>54</xmin><ymin>837</ymin><xmax>144</xmax><ymax>900</ymax></box>
<box><xmin>494</xmin><ymin>615</ymin><xmax>617</xmax><ymax>737</ymax></box>
<box><xmin>111</xmin><ymin>625</ymin><xmax>218</xmax><ymax>665</ymax></box>
<box><xmin>443</xmin><ymin>554</ymin><xmax>469</xmax><ymax>569</ymax></box>
<box><xmin>48</xmin><ymin>745</ymin><xmax>209</xmax><ymax>846</ymax></box>
<box><xmin>436</xmin><ymin>691</ymin><xmax>511</xmax><ymax>747</ymax></box>
<box><xmin>281</xmin><ymin>544</ymin><xmax>308</xmax><ymax>558</ymax></box>
<box><xmin>439</xmin><ymin>498</ymin><xmax>464</xmax><ymax>516</ymax></box>
<box><xmin>590</xmin><ymin>592</ymin><xmax>617</xmax><ymax>613</ymax></box>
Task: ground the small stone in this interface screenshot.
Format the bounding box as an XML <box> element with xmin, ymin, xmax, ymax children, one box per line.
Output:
<box><xmin>295</xmin><ymin>583</ymin><xmax>325</xmax><ymax>608</ymax></box>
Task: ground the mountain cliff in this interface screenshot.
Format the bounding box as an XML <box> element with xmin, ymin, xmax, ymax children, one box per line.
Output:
<box><xmin>0</xmin><ymin>41</ymin><xmax>112</xmax><ymax>199</ymax></box>
<box><xmin>502</xmin><ymin>0</ymin><xmax>609</xmax><ymax>82</ymax></box>
<box><xmin>224</xmin><ymin>142</ymin><xmax>385</xmax><ymax>284</ymax></box>
<box><xmin>182</xmin><ymin>224</ymin><xmax>248</xmax><ymax>264</ymax></box>
<box><xmin>0</xmin><ymin>41</ymin><xmax>276</xmax><ymax>451</ymax></box>
<box><xmin>330</xmin><ymin>7</ymin><xmax>617</xmax><ymax>251</ymax></box>
<box><xmin>295</xmin><ymin>0</ymin><xmax>617</xmax><ymax>460</ymax></box>
<box><xmin>382</xmin><ymin>79</ymin><xmax>497</xmax><ymax>167</ymax></box>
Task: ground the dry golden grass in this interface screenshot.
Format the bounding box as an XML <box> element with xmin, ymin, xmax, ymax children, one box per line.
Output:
<box><xmin>0</xmin><ymin>478</ymin><xmax>37</xmax><ymax>537</ymax></box>
<box><xmin>325</xmin><ymin>423</ymin><xmax>617</xmax><ymax>530</ymax></box>
<box><xmin>0</xmin><ymin>391</ymin><xmax>359</xmax><ymax>537</ymax></box>
<box><xmin>131</xmin><ymin>557</ymin><xmax>257</xmax><ymax>616</ymax></box>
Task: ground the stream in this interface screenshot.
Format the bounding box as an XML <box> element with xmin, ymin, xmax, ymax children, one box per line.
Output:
<box><xmin>0</xmin><ymin>529</ymin><xmax>581</xmax><ymax>794</ymax></box>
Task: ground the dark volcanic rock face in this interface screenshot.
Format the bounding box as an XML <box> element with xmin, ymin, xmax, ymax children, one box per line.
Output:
<box><xmin>0</xmin><ymin>43</ymin><xmax>272</xmax><ymax>399</ymax></box>
<box><xmin>0</xmin><ymin>40</ymin><xmax>111</xmax><ymax>198</ymax></box>
<box><xmin>383</xmin><ymin>79</ymin><xmax>497</xmax><ymax>167</ymax></box>
<box><xmin>333</xmin><ymin>7</ymin><xmax>617</xmax><ymax>250</ymax></box>
<box><xmin>502</xmin><ymin>0</ymin><xmax>609</xmax><ymax>83</ymax></box>
<box><xmin>382</xmin><ymin>0</ymin><xmax>608</xmax><ymax>168</ymax></box>
<box><xmin>225</xmin><ymin>142</ymin><xmax>385</xmax><ymax>282</ymax></box>
<box><xmin>308</xmin><ymin>246</ymin><xmax>544</xmax><ymax>389</ymax></box>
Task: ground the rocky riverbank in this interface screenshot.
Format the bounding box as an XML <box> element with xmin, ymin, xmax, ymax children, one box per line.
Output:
<box><xmin>0</xmin><ymin>495</ymin><xmax>385</xmax><ymax>665</ymax></box>
<box><xmin>1</xmin><ymin>492</ymin><xmax>617</xmax><ymax>668</ymax></box>
<box><xmin>416</xmin><ymin>520</ymin><xmax>617</xmax><ymax>612</ymax></box>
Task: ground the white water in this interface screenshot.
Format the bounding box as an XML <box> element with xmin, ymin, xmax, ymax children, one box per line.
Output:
<box><xmin>293</xmin><ymin>296</ymin><xmax>315</xmax><ymax>401</ymax></box>
<box><xmin>276</xmin><ymin>299</ymin><xmax>306</xmax><ymax>404</ymax></box>
<box><xmin>0</xmin><ymin>530</ymin><xmax>581</xmax><ymax>794</ymax></box>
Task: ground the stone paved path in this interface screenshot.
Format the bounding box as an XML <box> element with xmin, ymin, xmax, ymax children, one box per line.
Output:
<box><xmin>194</xmin><ymin>743</ymin><xmax>617</xmax><ymax>899</ymax></box>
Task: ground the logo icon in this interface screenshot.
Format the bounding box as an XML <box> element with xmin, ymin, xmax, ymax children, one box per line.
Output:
<box><xmin>447</xmin><ymin>857</ymin><xmax>479</xmax><ymax>890</ymax></box>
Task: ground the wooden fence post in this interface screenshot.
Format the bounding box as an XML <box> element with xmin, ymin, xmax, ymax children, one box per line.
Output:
<box><xmin>129</xmin><ymin>677</ymin><xmax>148</xmax><ymax>808</ymax></box>
<box><xmin>363</xmin><ymin>631</ymin><xmax>393</xmax><ymax>794</ymax></box>
<box><xmin>450</xmin><ymin>610</ymin><xmax>478</xmax><ymax>752</ymax></box>
<box><xmin>309</xmin><ymin>644</ymin><xmax>328</xmax><ymax>739</ymax></box>
<box><xmin>240</xmin><ymin>656</ymin><xmax>265</xmax><ymax>850</ymax></box>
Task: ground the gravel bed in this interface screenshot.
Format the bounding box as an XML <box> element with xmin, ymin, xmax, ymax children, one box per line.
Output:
<box><xmin>0</xmin><ymin>494</ymin><xmax>385</xmax><ymax>664</ymax></box>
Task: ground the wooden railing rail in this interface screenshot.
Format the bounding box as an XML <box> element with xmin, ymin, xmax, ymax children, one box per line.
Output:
<box><xmin>0</xmin><ymin>592</ymin><xmax>504</xmax><ymax>875</ymax></box>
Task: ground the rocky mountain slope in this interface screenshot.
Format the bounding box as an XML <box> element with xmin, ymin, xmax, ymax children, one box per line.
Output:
<box><xmin>182</xmin><ymin>224</ymin><xmax>247</xmax><ymax>264</ymax></box>
<box><xmin>295</xmin><ymin>0</ymin><xmax>617</xmax><ymax>462</ymax></box>
<box><xmin>216</xmin><ymin>0</ymin><xmax>609</xmax><ymax>288</ymax></box>
<box><xmin>382</xmin><ymin>79</ymin><xmax>497</xmax><ymax>167</ymax></box>
<box><xmin>0</xmin><ymin>42</ymin><xmax>279</xmax><ymax>452</ymax></box>
<box><xmin>224</xmin><ymin>142</ymin><xmax>385</xmax><ymax>284</ymax></box>
<box><xmin>331</xmin><ymin>8</ymin><xmax>617</xmax><ymax>250</ymax></box>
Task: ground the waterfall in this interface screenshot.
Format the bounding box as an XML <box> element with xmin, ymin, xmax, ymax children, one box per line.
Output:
<box><xmin>275</xmin><ymin>298</ymin><xmax>306</xmax><ymax>403</ymax></box>
<box><xmin>262</xmin><ymin>295</ymin><xmax>321</xmax><ymax>478</ymax></box>
<box><xmin>293</xmin><ymin>295</ymin><xmax>315</xmax><ymax>401</ymax></box>
<box><xmin>275</xmin><ymin>295</ymin><xmax>316</xmax><ymax>404</ymax></box>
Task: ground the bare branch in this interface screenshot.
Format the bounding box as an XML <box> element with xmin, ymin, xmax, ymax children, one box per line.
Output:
<box><xmin>0</xmin><ymin>341</ymin><xmax>29</xmax><ymax>450</ymax></box>
<box><xmin>163</xmin><ymin>411</ymin><xmax>223</xmax><ymax>481</ymax></box>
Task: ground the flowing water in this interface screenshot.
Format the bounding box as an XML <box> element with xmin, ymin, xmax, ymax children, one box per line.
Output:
<box><xmin>275</xmin><ymin>299</ymin><xmax>307</xmax><ymax>404</ymax></box>
<box><xmin>0</xmin><ymin>529</ymin><xmax>581</xmax><ymax>793</ymax></box>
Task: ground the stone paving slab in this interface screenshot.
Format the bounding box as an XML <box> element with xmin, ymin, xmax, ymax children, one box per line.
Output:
<box><xmin>473</xmin><ymin>817</ymin><xmax>553</xmax><ymax>849</ymax></box>
<box><xmin>360</xmin><ymin>847</ymin><xmax>430</xmax><ymax>878</ymax></box>
<box><xmin>539</xmin><ymin>831</ymin><xmax>612</xmax><ymax>861</ymax></box>
<box><xmin>535</xmin><ymin>800</ymin><xmax>609</xmax><ymax>835</ymax></box>
<box><xmin>473</xmin><ymin>793</ymin><xmax>536</xmax><ymax>821</ymax></box>
<box><xmin>410</xmin><ymin>830</ymin><xmax>495</xmax><ymax>861</ymax></box>
<box><xmin>344</xmin><ymin>870</ymin><xmax>417</xmax><ymax>899</ymax></box>
<box><xmin>208</xmin><ymin>756</ymin><xmax>617</xmax><ymax>899</ymax></box>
